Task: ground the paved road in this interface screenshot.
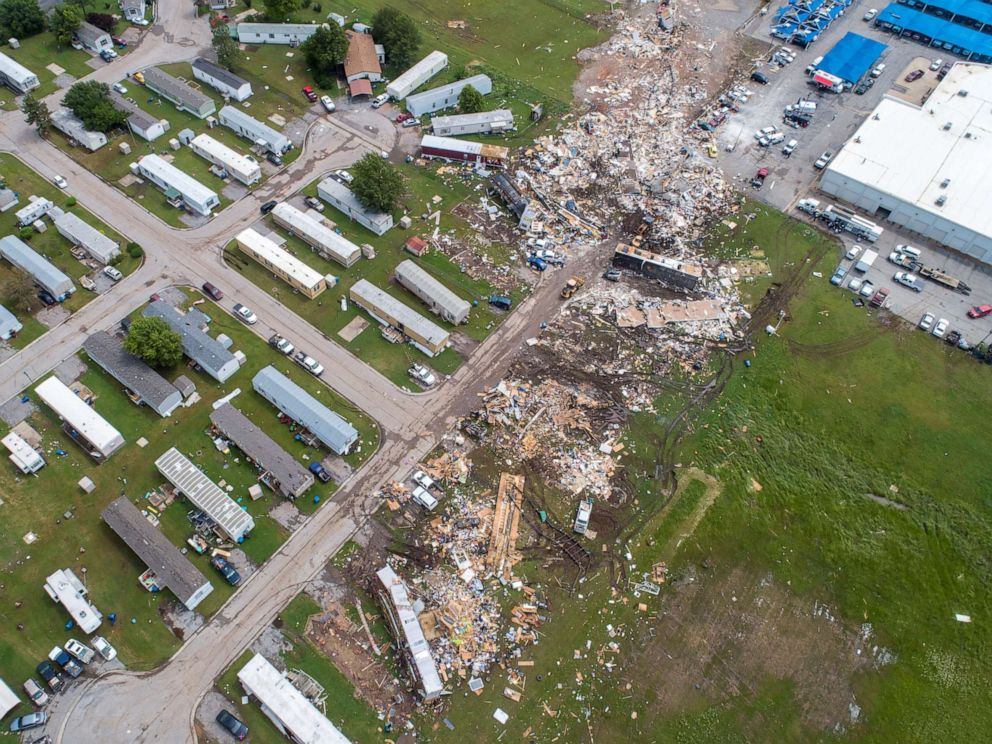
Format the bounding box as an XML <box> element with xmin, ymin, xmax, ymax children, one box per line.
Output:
<box><xmin>0</xmin><ymin>4</ymin><xmax>602</xmax><ymax>741</ymax></box>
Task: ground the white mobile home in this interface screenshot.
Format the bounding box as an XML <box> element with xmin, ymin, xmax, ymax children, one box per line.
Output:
<box><xmin>271</xmin><ymin>202</ymin><xmax>361</xmax><ymax>267</ymax></box>
<box><xmin>52</xmin><ymin>110</ymin><xmax>107</xmax><ymax>152</ymax></box>
<box><xmin>405</xmin><ymin>74</ymin><xmax>492</xmax><ymax>117</ymax></box>
<box><xmin>190</xmin><ymin>134</ymin><xmax>261</xmax><ymax>186</ymax></box>
<box><xmin>156</xmin><ymin>447</ymin><xmax>255</xmax><ymax>541</ymax></box>
<box><xmin>349</xmin><ymin>279</ymin><xmax>450</xmax><ymax>357</ymax></box>
<box><xmin>316</xmin><ymin>177</ymin><xmax>393</xmax><ymax>235</ymax></box>
<box><xmin>387</xmin><ymin>50</ymin><xmax>448</xmax><ymax>101</ymax></box>
<box><xmin>109</xmin><ymin>91</ymin><xmax>169</xmax><ymax>142</ymax></box>
<box><xmin>53</xmin><ymin>212</ymin><xmax>120</xmax><ymax>264</ymax></box>
<box><xmin>0</xmin><ymin>51</ymin><xmax>39</xmax><ymax>94</ymax></box>
<box><xmin>394</xmin><ymin>259</ymin><xmax>471</xmax><ymax>324</ymax></box>
<box><xmin>75</xmin><ymin>22</ymin><xmax>113</xmax><ymax>54</ymax></box>
<box><xmin>431</xmin><ymin>109</ymin><xmax>515</xmax><ymax>137</ymax></box>
<box><xmin>192</xmin><ymin>57</ymin><xmax>253</xmax><ymax>102</ymax></box>
<box><xmin>218</xmin><ymin>105</ymin><xmax>292</xmax><ymax>155</ymax></box>
<box><xmin>14</xmin><ymin>196</ymin><xmax>53</xmax><ymax>227</ymax></box>
<box><xmin>35</xmin><ymin>376</ymin><xmax>125</xmax><ymax>460</ymax></box>
<box><xmin>135</xmin><ymin>154</ymin><xmax>220</xmax><ymax>216</ymax></box>
<box><xmin>44</xmin><ymin>569</ymin><xmax>102</xmax><ymax>634</ymax></box>
<box><xmin>0</xmin><ymin>303</ymin><xmax>22</xmax><ymax>341</ymax></box>
<box><xmin>2</xmin><ymin>430</ymin><xmax>44</xmax><ymax>474</ymax></box>
<box><xmin>0</xmin><ymin>235</ymin><xmax>75</xmax><ymax>300</ymax></box>
<box><xmin>235</xmin><ymin>228</ymin><xmax>326</xmax><ymax>298</ymax></box>
<box><xmin>236</xmin><ymin>22</ymin><xmax>320</xmax><ymax>45</ymax></box>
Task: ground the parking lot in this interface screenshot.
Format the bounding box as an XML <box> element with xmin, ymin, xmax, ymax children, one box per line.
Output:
<box><xmin>714</xmin><ymin>1</ymin><xmax>992</xmax><ymax>347</ymax></box>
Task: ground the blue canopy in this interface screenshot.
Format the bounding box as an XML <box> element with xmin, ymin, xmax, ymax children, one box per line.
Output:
<box><xmin>817</xmin><ymin>32</ymin><xmax>888</xmax><ymax>83</ymax></box>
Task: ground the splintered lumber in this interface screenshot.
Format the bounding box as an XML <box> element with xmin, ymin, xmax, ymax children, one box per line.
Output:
<box><xmin>486</xmin><ymin>473</ymin><xmax>525</xmax><ymax>579</ymax></box>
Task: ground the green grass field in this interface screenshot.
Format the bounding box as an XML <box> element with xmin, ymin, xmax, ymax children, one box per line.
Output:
<box><xmin>0</xmin><ymin>289</ymin><xmax>378</xmax><ymax>703</ymax></box>
<box><xmin>0</xmin><ymin>153</ymin><xmax>140</xmax><ymax>323</ymax></box>
<box><xmin>0</xmin><ymin>34</ymin><xmax>93</xmax><ymax>107</ymax></box>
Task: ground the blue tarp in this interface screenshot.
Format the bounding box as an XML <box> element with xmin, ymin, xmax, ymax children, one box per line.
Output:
<box><xmin>817</xmin><ymin>32</ymin><xmax>889</xmax><ymax>83</ymax></box>
<box><xmin>877</xmin><ymin>4</ymin><xmax>992</xmax><ymax>61</ymax></box>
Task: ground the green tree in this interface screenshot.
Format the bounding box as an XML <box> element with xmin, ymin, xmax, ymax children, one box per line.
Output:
<box><xmin>50</xmin><ymin>4</ymin><xmax>85</xmax><ymax>48</ymax></box>
<box><xmin>21</xmin><ymin>93</ymin><xmax>52</xmax><ymax>135</ymax></box>
<box><xmin>300</xmin><ymin>24</ymin><xmax>348</xmax><ymax>87</ymax></box>
<box><xmin>212</xmin><ymin>23</ymin><xmax>243</xmax><ymax>70</ymax></box>
<box><xmin>84</xmin><ymin>11</ymin><xmax>115</xmax><ymax>32</ymax></box>
<box><xmin>0</xmin><ymin>0</ymin><xmax>45</xmax><ymax>39</ymax></box>
<box><xmin>351</xmin><ymin>152</ymin><xmax>403</xmax><ymax>213</ymax></box>
<box><xmin>64</xmin><ymin>81</ymin><xmax>127</xmax><ymax>132</ymax></box>
<box><xmin>458</xmin><ymin>84</ymin><xmax>485</xmax><ymax>114</ymax></box>
<box><xmin>371</xmin><ymin>7</ymin><xmax>421</xmax><ymax>69</ymax></box>
<box><xmin>261</xmin><ymin>0</ymin><xmax>297</xmax><ymax>22</ymax></box>
<box><xmin>123</xmin><ymin>316</ymin><xmax>183</xmax><ymax>368</ymax></box>
<box><xmin>0</xmin><ymin>270</ymin><xmax>36</xmax><ymax>313</ymax></box>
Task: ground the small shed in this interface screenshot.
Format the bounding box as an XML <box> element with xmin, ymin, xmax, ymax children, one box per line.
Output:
<box><xmin>79</xmin><ymin>476</ymin><xmax>95</xmax><ymax>493</ymax></box>
<box><xmin>177</xmin><ymin>128</ymin><xmax>195</xmax><ymax>145</ymax></box>
<box><xmin>174</xmin><ymin>375</ymin><xmax>196</xmax><ymax>399</ymax></box>
<box><xmin>405</xmin><ymin>236</ymin><xmax>428</xmax><ymax>257</ymax></box>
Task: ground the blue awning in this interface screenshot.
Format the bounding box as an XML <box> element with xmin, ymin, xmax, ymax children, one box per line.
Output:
<box><xmin>877</xmin><ymin>4</ymin><xmax>992</xmax><ymax>60</ymax></box>
<box><xmin>817</xmin><ymin>32</ymin><xmax>889</xmax><ymax>83</ymax></box>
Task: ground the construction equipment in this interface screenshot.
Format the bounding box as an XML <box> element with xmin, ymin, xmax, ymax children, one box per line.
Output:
<box><xmin>560</xmin><ymin>276</ymin><xmax>585</xmax><ymax>299</ymax></box>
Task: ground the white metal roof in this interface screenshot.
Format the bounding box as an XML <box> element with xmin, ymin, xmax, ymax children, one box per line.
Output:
<box><xmin>431</xmin><ymin>109</ymin><xmax>514</xmax><ymax>129</ymax></box>
<box><xmin>44</xmin><ymin>568</ymin><xmax>102</xmax><ymax>633</ymax></box>
<box><xmin>237</xmin><ymin>22</ymin><xmax>320</xmax><ymax>36</ymax></box>
<box><xmin>35</xmin><ymin>376</ymin><xmax>124</xmax><ymax>453</ymax></box>
<box><xmin>394</xmin><ymin>259</ymin><xmax>470</xmax><ymax>320</ymax></box>
<box><xmin>137</xmin><ymin>154</ymin><xmax>218</xmax><ymax>206</ymax></box>
<box><xmin>349</xmin><ymin>279</ymin><xmax>450</xmax><ymax>348</ymax></box>
<box><xmin>218</xmin><ymin>105</ymin><xmax>291</xmax><ymax>150</ymax></box>
<box><xmin>0</xmin><ymin>678</ymin><xmax>18</xmax><ymax>720</ymax></box>
<box><xmin>191</xmin><ymin>134</ymin><xmax>260</xmax><ymax>178</ymax></box>
<box><xmin>388</xmin><ymin>50</ymin><xmax>448</xmax><ymax>98</ymax></box>
<box><xmin>235</xmin><ymin>227</ymin><xmax>325</xmax><ymax>290</ymax></box>
<box><xmin>155</xmin><ymin>447</ymin><xmax>255</xmax><ymax>540</ymax></box>
<box><xmin>376</xmin><ymin>565</ymin><xmax>443</xmax><ymax>699</ymax></box>
<box><xmin>0</xmin><ymin>235</ymin><xmax>74</xmax><ymax>297</ymax></box>
<box><xmin>3</xmin><ymin>430</ymin><xmax>43</xmax><ymax>470</ymax></box>
<box><xmin>826</xmin><ymin>62</ymin><xmax>992</xmax><ymax>241</ymax></box>
<box><xmin>238</xmin><ymin>653</ymin><xmax>351</xmax><ymax>744</ymax></box>
<box><xmin>271</xmin><ymin>202</ymin><xmax>361</xmax><ymax>266</ymax></box>
<box><xmin>315</xmin><ymin>177</ymin><xmax>392</xmax><ymax>227</ymax></box>
<box><xmin>0</xmin><ymin>51</ymin><xmax>38</xmax><ymax>85</ymax></box>
<box><xmin>53</xmin><ymin>211</ymin><xmax>120</xmax><ymax>264</ymax></box>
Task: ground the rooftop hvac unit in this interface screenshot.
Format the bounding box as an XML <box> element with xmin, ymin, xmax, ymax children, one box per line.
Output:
<box><xmin>935</xmin><ymin>195</ymin><xmax>947</xmax><ymax>206</ymax></box>
<box><xmin>943</xmin><ymin>122</ymin><xmax>952</xmax><ymax>130</ymax></box>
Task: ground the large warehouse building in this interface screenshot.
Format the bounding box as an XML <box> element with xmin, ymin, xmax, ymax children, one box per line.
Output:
<box><xmin>820</xmin><ymin>62</ymin><xmax>992</xmax><ymax>265</ymax></box>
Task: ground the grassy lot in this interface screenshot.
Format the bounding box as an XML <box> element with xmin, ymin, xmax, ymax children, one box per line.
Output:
<box><xmin>409</xmin><ymin>204</ymin><xmax>992</xmax><ymax>742</ymax></box>
<box><xmin>215</xmin><ymin>595</ymin><xmax>383</xmax><ymax>743</ymax></box>
<box><xmin>0</xmin><ymin>35</ymin><xmax>93</xmax><ymax>108</ymax></box>
<box><xmin>0</xmin><ymin>289</ymin><xmax>378</xmax><ymax>706</ymax></box>
<box><xmin>0</xmin><ymin>153</ymin><xmax>140</xmax><ymax>324</ymax></box>
<box><xmin>226</xmin><ymin>164</ymin><xmax>517</xmax><ymax>389</ymax></box>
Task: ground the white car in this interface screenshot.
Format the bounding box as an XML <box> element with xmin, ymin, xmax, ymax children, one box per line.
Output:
<box><xmin>112</xmin><ymin>82</ymin><xmax>128</xmax><ymax>95</ymax></box>
<box><xmin>53</xmin><ymin>175</ymin><xmax>67</xmax><ymax>189</ymax></box>
<box><xmin>412</xmin><ymin>469</ymin><xmax>436</xmax><ymax>491</ymax></box>
<box><xmin>23</xmin><ymin>679</ymin><xmax>48</xmax><ymax>707</ymax></box>
<box><xmin>918</xmin><ymin>312</ymin><xmax>934</xmax><ymax>331</ymax></box>
<box><xmin>932</xmin><ymin>318</ymin><xmax>949</xmax><ymax>338</ymax></box>
<box><xmin>782</xmin><ymin>139</ymin><xmax>797</xmax><ymax>155</ymax></box>
<box><xmin>409</xmin><ymin>363</ymin><xmax>437</xmax><ymax>387</ymax></box>
<box><xmin>105</xmin><ymin>48</ymin><xmax>118</xmax><ymax>58</ymax></box>
<box><xmin>411</xmin><ymin>485</ymin><xmax>438</xmax><ymax>510</ymax></box>
<box><xmin>814</xmin><ymin>151</ymin><xmax>833</xmax><ymax>169</ymax></box>
<box><xmin>848</xmin><ymin>277</ymin><xmax>864</xmax><ymax>293</ymax></box>
<box><xmin>863</xmin><ymin>8</ymin><xmax>877</xmax><ymax>21</ymax></box>
<box><xmin>269</xmin><ymin>334</ymin><xmax>294</xmax><ymax>355</ymax></box>
<box><xmin>929</xmin><ymin>58</ymin><xmax>943</xmax><ymax>71</ymax></box>
<box><xmin>233</xmin><ymin>303</ymin><xmax>257</xmax><ymax>324</ymax></box>
<box><xmin>91</xmin><ymin>636</ymin><xmax>117</xmax><ymax>661</ymax></box>
<box><xmin>319</xmin><ymin>95</ymin><xmax>335</xmax><ymax>113</ymax></box>
<box><xmin>894</xmin><ymin>271</ymin><xmax>923</xmax><ymax>292</ymax></box>
<box><xmin>858</xmin><ymin>281</ymin><xmax>875</xmax><ymax>298</ymax></box>
<box><xmin>754</xmin><ymin>126</ymin><xmax>777</xmax><ymax>140</ymax></box>
<box><xmin>293</xmin><ymin>351</ymin><xmax>324</xmax><ymax>376</ymax></box>
<box><xmin>334</xmin><ymin>169</ymin><xmax>353</xmax><ymax>184</ymax></box>
<box><xmin>845</xmin><ymin>244</ymin><xmax>862</xmax><ymax>260</ymax></box>
<box><xmin>103</xmin><ymin>265</ymin><xmax>123</xmax><ymax>282</ymax></box>
<box><xmin>133</xmin><ymin>18</ymin><xmax>149</xmax><ymax>25</ymax></box>
<box><xmin>65</xmin><ymin>639</ymin><xmax>96</xmax><ymax>664</ymax></box>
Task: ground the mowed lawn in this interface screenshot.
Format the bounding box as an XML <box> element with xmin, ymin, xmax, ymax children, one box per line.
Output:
<box><xmin>226</xmin><ymin>163</ymin><xmax>520</xmax><ymax>389</ymax></box>
<box><xmin>0</xmin><ymin>153</ymin><xmax>141</xmax><ymax>342</ymax></box>
<box><xmin>0</xmin><ymin>289</ymin><xmax>378</xmax><ymax>702</ymax></box>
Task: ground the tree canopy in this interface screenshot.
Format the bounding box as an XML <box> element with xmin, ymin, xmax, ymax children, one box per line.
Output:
<box><xmin>458</xmin><ymin>85</ymin><xmax>486</xmax><ymax>114</ymax></box>
<box><xmin>64</xmin><ymin>81</ymin><xmax>128</xmax><ymax>133</ymax></box>
<box><xmin>300</xmin><ymin>24</ymin><xmax>348</xmax><ymax>88</ymax></box>
<box><xmin>261</xmin><ymin>0</ymin><xmax>298</xmax><ymax>22</ymax></box>
<box><xmin>0</xmin><ymin>270</ymin><xmax>36</xmax><ymax>313</ymax></box>
<box><xmin>85</xmin><ymin>12</ymin><xmax>115</xmax><ymax>32</ymax></box>
<box><xmin>0</xmin><ymin>0</ymin><xmax>45</xmax><ymax>40</ymax></box>
<box><xmin>212</xmin><ymin>23</ymin><xmax>243</xmax><ymax>70</ymax></box>
<box><xmin>351</xmin><ymin>152</ymin><xmax>403</xmax><ymax>214</ymax></box>
<box><xmin>21</xmin><ymin>93</ymin><xmax>52</xmax><ymax>135</ymax></box>
<box><xmin>123</xmin><ymin>317</ymin><xmax>183</xmax><ymax>368</ymax></box>
<box><xmin>371</xmin><ymin>7</ymin><xmax>421</xmax><ymax>69</ymax></box>
<box><xmin>50</xmin><ymin>4</ymin><xmax>84</xmax><ymax>48</ymax></box>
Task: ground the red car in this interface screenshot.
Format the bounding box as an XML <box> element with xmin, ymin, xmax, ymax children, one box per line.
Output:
<box><xmin>395</xmin><ymin>112</ymin><xmax>412</xmax><ymax>123</ymax></box>
<box><xmin>967</xmin><ymin>304</ymin><xmax>992</xmax><ymax>318</ymax></box>
<box><xmin>302</xmin><ymin>85</ymin><xmax>317</xmax><ymax>102</ymax></box>
<box><xmin>202</xmin><ymin>282</ymin><xmax>224</xmax><ymax>301</ymax></box>
<box><xmin>904</xmin><ymin>69</ymin><xmax>925</xmax><ymax>82</ymax></box>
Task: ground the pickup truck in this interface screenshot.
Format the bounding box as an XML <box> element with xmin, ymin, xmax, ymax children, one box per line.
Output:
<box><xmin>293</xmin><ymin>351</ymin><xmax>324</xmax><ymax>376</ymax></box>
<box><xmin>48</xmin><ymin>647</ymin><xmax>82</xmax><ymax>678</ymax></box>
<box><xmin>35</xmin><ymin>661</ymin><xmax>64</xmax><ymax>693</ymax></box>
<box><xmin>869</xmin><ymin>287</ymin><xmax>890</xmax><ymax>308</ymax></box>
<box><xmin>854</xmin><ymin>249</ymin><xmax>878</xmax><ymax>273</ymax></box>
<box><xmin>309</xmin><ymin>462</ymin><xmax>332</xmax><ymax>483</ymax></box>
<box><xmin>887</xmin><ymin>251</ymin><xmax>919</xmax><ymax>270</ymax></box>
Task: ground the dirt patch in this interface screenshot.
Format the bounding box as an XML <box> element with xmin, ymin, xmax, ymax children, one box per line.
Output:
<box><xmin>159</xmin><ymin>599</ymin><xmax>204</xmax><ymax>641</ymax></box>
<box><xmin>627</xmin><ymin>564</ymin><xmax>882</xmax><ymax>735</ymax></box>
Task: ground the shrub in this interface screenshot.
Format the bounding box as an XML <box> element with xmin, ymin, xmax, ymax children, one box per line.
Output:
<box><xmin>65</xmin><ymin>196</ymin><xmax>77</xmax><ymax>207</ymax></box>
<box><xmin>127</xmin><ymin>242</ymin><xmax>143</xmax><ymax>258</ymax></box>
<box><xmin>17</xmin><ymin>227</ymin><xmax>33</xmax><ymax>240</ymax></box>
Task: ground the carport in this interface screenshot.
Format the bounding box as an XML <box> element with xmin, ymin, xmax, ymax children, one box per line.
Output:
<box><xmin>817</xmin><ymin>32</ymin><xmax>888</xmax><ymax>83</ymax></box>
<box><xmin>349</xmin><ymin>79</ymin><xmax>373</xmax><ymax>101</ymax></box>
<box><xmin>876</xmin><ymin>5</ymin><xmax>992</xmax><ymax>63</ymax></box>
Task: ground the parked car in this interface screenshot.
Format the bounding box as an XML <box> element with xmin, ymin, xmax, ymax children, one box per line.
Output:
<box><xmin>131</xmin><ymin>71</ymin><xmax>145</xmax><ymax>84</ymax></box>
<box><xmin>603</xmin><ymin>269</ymin><xmax>621</xmax><ymax>282</ymax></box>
<box><xmin>9</xmin><ymin>712</ymin><xmax>48</xmax><ymax>733</ymax></box>
<box><xmin>303</xmin><ymin>196</ymin><xmax>324</xmax><ymax>212</ymax></box>
<box><xmin>319</xmin><ymin>95</ymin><xmax>335</xmax><ymax>112</ymax></box>
<box><xmin>48</xmin><ymin>647</ymin><xmax>82</xmax><ymax>678</ymax></box>
<box><xmin>260</xmin><ymin>200</ymin><xmax>277</xmax><ymax>214</ymax></box>
<box><xmin>216</xmin><ymin>710</ymin><xmax>248</xmax><ymax>741</ymax></box>
<box><xmin>814</xmin><ymin>151</ymin><xmax>833</xmax><ymax>169</ymax></box>
<box><xmin>395</xmin><ymin>112</ymin><xmax>412</xmax><ymax>123</ymax></box>
<box><xmin>233</xmin><ymin>303</ymin><xmax>257</xmax><ymax>324</ymax></box>
<box><xmin>869</xmin><ymin>287</ymin><xmax>889</xmax><ymax>308</ymax></box>
<box><xmin>929</xmin><ymin>58</ymin><xmax>944</xmax><ymax>71</ymax></box>
<box><xmin>411</xmin><ymin>485</ymin><xmax>438</xmax><ymax>510</ymax></box>
<box><xmin>302</xmin><ymin>85</ymin><xmax>317</xmax><ymax>102</ymax></box>
<box><xmin>863</xmin><ymin>8</ymin><xmax>877</xmax><ymax>20</ymax></box>
<box><xmin>91</xmin><ymin>636</ymin><xmax>116</xmax><ymax>661</ymax></box>
<box><xmin>488</xmin><ymin>294</ymin><xmax>512</xmax><ymax>310</ymax></box>
<box><xmin>35</xmin><ymin>662</ymin><xmax>63</xmax><ymax>693</ymax></box>
<box><xmin>937</xmin><ymin>62</ymin><xmax>952</xmax><ymax>80</ymax></box>
<box><xmin>893</xmin><ymin>271</ymin><xmax>923</xmax><ymax>291</ymax></box>
<box><xmin>750</xmin><ymin>70</ymin><xmax>769</xmax><ymax>84</ymax></box>
<box><xmin>111</xmin><ymin>35</ymin><xmax>127</xmax><ymax>47</ymax></box>
<box><xmin>23</xmin><ymin>679</ymin><xmax>49</xmax><ymax>707</ymax></box>
<box><xmin>527</xmin><ymin>255</ymin><xmax>548</xmax><ymax>271</ymax></box>
<box><xmin>266</xmin><ymin>152</ymin><xmax>283</xmax><ymax>167</ymax></box>
<box><xmin>371</xmin><ymin>93</ymin><xmax>390</xmax><ymax>108</ymax></box>
<box><xmin>334</xmin><ymin>169</ymin><xmax>354</xmax><ymax>184</ymax></box>
<box><xmin>99</xmin><ymin>49</ymin><xmax>114</xmax><ymax>63</ymax></box>
<box><xmin>830</xmin><ymin>265</ymin><xmax>848</xmax><ymax>286</ymax></box>
<box><xmin>37</xmin><ymin>290</ymin><xmax>57</xmax><ymax>306</ymax></box>
<box><xmin>904</xmin><ymin>69</ymin><xmax>925</xmax><ymax>82</ymax></box>
<box><xmin>112</xmin><ymin>82</ymin><xmax>128</xmax><ymax>94</ymax></box>
<box><xmin>919</xmin><ymin>312</ymin><xmax>935</xmax><ymax>331</ymax></box>
<box><xmin>870</xmin><ymin>63</ymin><xmax>885</xmax><ymax>78</ymax></box>
<box><xmin>845</xmin><ymin>244</ymin><xmax>862</xmax><ymax>260</ymax></box>
<box><xmin>932</xmin><ymin>317</ymin><xmax>949</xmax><ymax>338</ymax></box>
<box><xmin>293</xmin><ymin>350</ymin><xmax>324</xmax><ymax>376</ymax></box>
<box><xmin>202</xmin><ymin>282</ymin><xmax>224</xmax><ymax>301</ymax></box>
<box><xmin>52</xmin><ymin>175</ymin><xmax>67</xmax><ymax>189</ymax></box>
<box><xmin>268</xmin><ymin>334</ymin><xmax>294</xmax><ymax>355</ymax></box>
<box><xmin>103</xmin><ymin>265</ymin><xmax>123</xmax><ymax>282</ymax></box>
<box><xmin>210</xmin><ymin>555</ymin><xmax>241</xmax><ymax>586</ymax></box>
<box><xmin>409</xmin><ymin>364</ymin><xmax>437</xmax><ymax>387</ymax></box>
<box><xmin>64</xmin><ymin>639</ymin><xmax>95</xmax><ymax>665</ymax></box>
<box><xmin>782</xmin><ymin>139</ymin><xmax>797</xmax><ymax>156</ymax></box>
<box><xmin>309</xmin><ymin>462</ymin><xmax>332</xmax><ymax>483</ymax></box>
<box><xmin>754</xmin><ymin>126</ymin><xmax>777</xmax><ymax>140</ymax></box>
<box><xmin>967</xmin><ymin>304</ymin><xmax>992</xmax><ymax>318</ymax></box>
<box><xmin>413</xmin><ymin>470</ymin><xmax>437</xmax><ymax>491</ymax></box>
<box><xmin>751</xmin><ymin>167</ymin><xmax>769</xmax><ymax>189</ymax></box>
<box><xmin>401</xmin><ymin>118</ymin><xmax>421</xmax><ymax>128</ymax></box>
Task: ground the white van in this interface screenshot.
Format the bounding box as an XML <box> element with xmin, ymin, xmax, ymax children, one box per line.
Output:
<box><xmin>871</xmin><ymin>63</ymin><xmax>886</xmax><ymax>78</ymax></box>
<box><xmin>412</xmin><ymin>486</ymin><xmax>438</xmax><ymax>511</ymax></box>
<box><xmin>896</xmin><ymin>244</ymin><xmax>922</xmax><ymax>259</ymax></box>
